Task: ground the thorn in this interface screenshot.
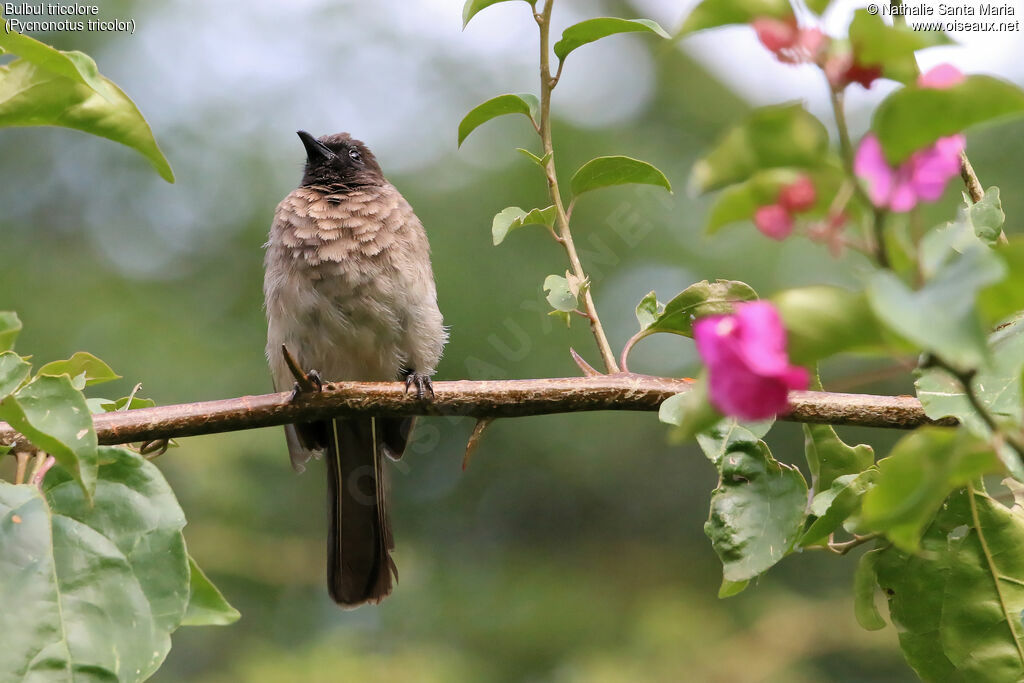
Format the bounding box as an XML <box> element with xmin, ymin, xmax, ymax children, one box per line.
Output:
<box><xmin>569</xmin><ymin>348</ymin><xmax>601</xmax><ymax>377</ymax></box>
<box><xmin>282</xmin><ymin>344</ymin><xmax>318</xmax><ymax>394</ymax></box>
<box><xmin>462</xmin><ymin>417</ymin><xmax>495</xmax><ymax>471</ymax></box>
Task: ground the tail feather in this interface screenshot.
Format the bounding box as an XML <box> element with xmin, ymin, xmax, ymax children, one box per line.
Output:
<box><xmin>326</xmin><ymin>417</ymin><xmax>396</xmax><ymax>606</ymax></box>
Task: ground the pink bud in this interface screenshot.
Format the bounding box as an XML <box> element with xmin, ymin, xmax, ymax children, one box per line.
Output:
<box><xmin>825</xmin><ymin>51</ymin><xmax>881</xmax><ymax>90</ymax></box>
<box><xmin>694</xmin><ymin>302</ymin><xmax>809</xmax><ymax>421</ymax></box>
<box><xmin>754</xmin><ymin>204</ymin><xmax>794</xmax><ymax>240</ymax></box>
<box><xmin>917</xmin><ymin>63</ymin><xmax>965</xmax><ymax>89</ymax></box>
<box><xmin>752</xmin><ymin>16</ymin><xmax>798</xmax><ymax>54</ymax></box>
<box><xmin>778</xmin><ymin>175</ymin><xmax>816</xmax><ymax>213</ymax></box>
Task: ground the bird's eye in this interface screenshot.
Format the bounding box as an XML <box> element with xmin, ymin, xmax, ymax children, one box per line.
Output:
<box><xmin>348</xmin><ymin>148</ymin><xmax>362</xmax><ymax>162</ymax></box>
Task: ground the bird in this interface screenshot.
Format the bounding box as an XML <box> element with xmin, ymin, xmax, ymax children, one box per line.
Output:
<box><xmin>263</xmin><ymin>130</ymin><xmax>446</xmax><ymax>606</ymax></box>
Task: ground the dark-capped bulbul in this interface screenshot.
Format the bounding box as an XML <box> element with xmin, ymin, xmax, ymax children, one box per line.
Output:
<box><xmin>263</xmin><ymin>130</ymin><xmax>446</xmax><ymax>606</ymax></box>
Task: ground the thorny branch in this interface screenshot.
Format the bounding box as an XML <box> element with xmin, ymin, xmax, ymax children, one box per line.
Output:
<box><xmin>0</xmin><ymin>374</ymin><xmax>954</xmax><ymax>454</ymax></box>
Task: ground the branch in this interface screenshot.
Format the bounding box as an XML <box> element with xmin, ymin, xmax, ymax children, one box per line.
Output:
<box><xmin>0</xmin><ymin>375</ymin><xmax>954</xmax><ymax>452</ymax></box>
<box><xmin>535</xmin><ymin>0</ymin><xmax>620</xmax><ymax>373</ymax></box>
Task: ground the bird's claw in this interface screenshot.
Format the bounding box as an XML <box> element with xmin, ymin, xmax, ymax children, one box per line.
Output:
<box><xmin>290</xmin><ymin>368</ymin><xmax>324</xmax><ymax>401</ymax></box>
<box><xmin>403</xmin><ymin>371</ymin><xmax>434</xmax><ymax>400</ymax></box>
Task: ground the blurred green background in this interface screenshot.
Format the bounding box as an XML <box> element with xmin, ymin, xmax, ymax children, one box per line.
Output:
<box><xmin>2</xmin><ymin>0</ymin><xmax>1022</xmax><ymax>680</ymax></box>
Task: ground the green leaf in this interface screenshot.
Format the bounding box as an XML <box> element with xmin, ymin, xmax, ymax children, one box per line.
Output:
<box><xmin>0</xmin><ymin>311</ymin><xmax>21</xmax><ymax>352</ymax></box>
<box><xmin>639</xmin><ymin>280</ymin><xmax>758</xmax><ymax>337</ymax></box>
<box><xmin>462</xmin><ymin>0</ymin><xmax>532</xmax><ymax>28</ymax></box>
<box><xmin>916</xmin><ymin>314</ymin><xmax>1024</xmax><ymax>438</ymax></box>
<box><xmin>102</xmin><ymin>395</ymin><xmax>158</xmax><ymax>412</ymax></box>
<box><xmin>491</xmin><ymin>205</ymin><xmax>556</xmax><ymax>245</ymax></box>
<box><xmin>704</xmin><ymin>439</ymin><xmax>808</xmax><ymax>582</ymax></box>
<box><xmin>0</xmin><ymin>58</ymin><xmax>174</xmax><ymax>182</ymax></box>
<box><xmin>875</xmin><ymin>488</ymin><xmax>1024</xmax><ymax>681</ymax></box>
<box><xmin>696</xmin><ymin>417</ymin><xmax>774</xmax><ymax>468</ymax></box>
<box><xmin>853</xmin><ymin>549</ymin><xmax>887</xmax><ymax>631</ymax></box>
<box><xmin>690</xmin><ymin>104</ymin><xmax>830</xmax><ymax>194</ymax></box>
<box><xmin>570</xmin><ymin>155</ymin><xmax>671</xmax><ymax>198</ymax></box>
<box><xmin>515</xmin><ymin>147</ymin><xmax>550</xmax><ymax>167</ymax></box>
<box><xmin>0</xmin><ymin>20</ymin><xmax>111</xmax><ymax>97</ymax></box>
<box><xmin>969</xmin><ymin>187</ymin><xmax>1006</xmax><ymax>246</ymax></box>
<box><xmin>980</xmin><ymin>240</ymin><xmax>1024</xmax><ymax>325</ymax></box>
<box><xmin>182</xmin><ymin>556</ymin><xmax>241</xmax><ymax>626</ymax></box>
<box><xmin>543</xmin><ymin>274</ymin><xmax>577</xmax><ymax>312</ymax></box>
<box><xmin>868</xmin><ymin>247</ymin><xmax>1006</xmax><ymax>372</ymax></box>
<box><xmin>457</xmin><ymin>93</ymin><xmax>539</xmax><ymax>147</ymax></box>
<box><xmin>874</xmin><ymin>75</ymin><xmax>1024</xmax><ymax>164</ymax></box>
<box><xmin>0</xmin><ymin>481</ymin><xmax>169</xmax><ymax>681</ymax></box>
<box><xmin>773</xmin><ymin>286</ymin><xmax>888</xmax><ymax>365</ymax></box>
<box><xmin>36</xmin><ymin>351</ymin><xmax>121</xmax><ymax>387</ymax></box>
<box><xmin>718</xmin><ymin>578</ymin><xmax>749</xmax><ymax>599</ymax></box>
<box><xmin>659</xmin><ymin>380</ymin><xmax>722</xmax><ymax>443</ymax></box>
<box><xmin>44</xmin><ymin>447</ymin><xmax>190</xmax><ymax>636</ymax></box>
<box><xmin>553</xmin><ymin>18</ymin><xmax>669</xmax><ymax>62</ymax></box>
<box><xmin>635</xmin><ymin>291</ymin><xmax>659</xmax><ymax>329</ymax></box>
<box><xmin>921</xmin><ymin>191</ymin><xmax>1005</xmax><ymax>276</ymax></box>
<box><xmin>0</xmin><ymin>375</ymin><xmax>97</xmax><ymax>499</ymax></box>
<box><xmin>804</xmin><ymin>415</ymin><xmax>875</xmax><ymax>493</ymax></box>
<box><xmin>0</xmin><ymin>351</ymin><xmax>30</xmax><ymax>400</ymax></box>
<box><xmin>848</xmin><ymin>9</ymin><xmax>952</xmax><ymax>84</ymax></box>
<box><xmin>805</xmin><ymin>0</ymin><xmax>832</xmax><ymax>13</ymax></box>
<box><xmin>800</xmin><ymin>470</ymin><xmax>877</xmax><ymax>547</ymax></box>
<box><xmin>679</xmin><ymin>0</ymin><xmax>792</xmax><ymax>35</ymax></box>
<box><xmin>861</xmin><ymin>429</ymin><xmax>999</xmax><ymax>551</ymax></box>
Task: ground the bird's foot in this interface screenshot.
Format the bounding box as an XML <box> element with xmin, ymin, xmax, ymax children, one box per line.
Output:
<box><xmin>290</xmin><ymin>369</ymin><xmax>324</xmax><ymax>401</ymax></box>
<box><xmin>403</xmin><ymin>370</ymin><xmax>434</xmax><ymax>399</ymax></box>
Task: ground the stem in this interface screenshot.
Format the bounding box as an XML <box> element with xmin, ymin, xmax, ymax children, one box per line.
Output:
<box><xmin>829</xmin><ymin>87</ymin><xmax>889</xmax><ymax>267</ymax></box>
<box><xmin>830</xmin><ymin>88</ymin><xmax>855</xmax><ymax>167</ymax></box>
<box><xmin>14</xmin><ymin>451</ymin><xmax>29</xmax><ymax>485</ymax></box>
<box><xmin>929</xmin><ymin>355</ymin><xmax>1024</xmax><ymax>459</ymax></box>
<box><xmin>826</xmin><ymin>533</ymin><xmax>880</xmax><ymax>555</ymax></box>
<box><xmin>619</xmin><ymin>329</ymin><xmax>652</xmax><ymax>373</ymax></box>
<box><xmin>536</xmin><ymin>0</ymin><xmax>620</xmax><ymax>373</ymax></box>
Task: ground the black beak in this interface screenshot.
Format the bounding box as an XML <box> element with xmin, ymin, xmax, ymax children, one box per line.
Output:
<box><xmin>297</xmin><ymin>130</ymin><xmax>335</xmax><ymax>162</ymax></box>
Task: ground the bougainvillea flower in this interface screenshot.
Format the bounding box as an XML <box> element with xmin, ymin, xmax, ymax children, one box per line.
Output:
<box><xmin>752</xmin><ymin>17</ymin><xmax>827</xmax><ymax>64</ymax></box>
<box><xmin>854</xmin><ymin>133</ymin><xmax>965</xmax><ymax>212</ymax></box>
<box><xmin>754</xmin><ymin>204</ymin><xmax>795</xmax><ymax>240</ymax></box>
<box><xmin>778</xmin><ymin>175</ymin><xmax>817</xmax><ymax>212</ymax></box>
<box><xmin>918</xmin><ymin>63</ymin><xmax>965</xmax><ymax>89</ymax></box>
<box><xmin>694</xmin><ymin>301</ymin><xmax>809</xmax><ymax>421</ymax></box>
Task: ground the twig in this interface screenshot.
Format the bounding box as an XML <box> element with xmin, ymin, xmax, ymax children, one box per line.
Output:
<box><xmin>0</xmin><ymin>375</ymin><xmax>955</xmax><ymax>454</ymax></box>
<box><xmin>462</xmin><ymin>417</ymin><xmax>495</xmax><ymax>470</ymax></box>
<box><xmin>926</xmin><ymin>355</ymin><xmax>1024</xmax><ymax>459</ymax></box>
<box><xmin>826</xmin><ymin>533</ymin><xmax>879</xmax><ymax>555</ymax></box>
<box><xmin>828</xmin><ymin>86</ymin><xmax>890</xmax><ymax>268</ymax></box>
<box><xmin>535</xmin><ymin>0</ymin><xmax>620</xmax><ymax>373</ymax></box>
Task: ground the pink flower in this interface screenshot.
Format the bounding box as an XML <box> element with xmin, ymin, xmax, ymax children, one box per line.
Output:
<box><xmin>752</xmin><ymin>17</ymin><xmax>827</xmax><ymax>64</ymax></box>
<box><xmin>854</xmin><ymin>133</ymin><xmax>965</xmax><ymax>212</ymax></box>
<box><xmin>754</xmin><ymin>204</ymin><xmax>794</xmax><ymax>240</ymax></box>
<box><xmin>778</xmin><ymin>175</ymin><xmax>816</xmax><ymax>212</ymax></box>
<box><xmin>752</xmin><ymin>16</ymin><xmax>797</xmax><ymax>53</ymax></box>
<box><xmin>694</xmin><ymin>302</ymin><xmax>809</xmax><ymax>421</ymax></box>
<box><xmin>918</xmin><ymin>63</ymin><xmax>964</xmax><ymax>89</ymax></box>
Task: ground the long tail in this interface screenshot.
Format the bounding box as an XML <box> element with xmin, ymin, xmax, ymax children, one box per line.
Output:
<box><xmin>326</xmin><ymin>417</ymin><xmax>397</xmax><ymax>606</ymax></box>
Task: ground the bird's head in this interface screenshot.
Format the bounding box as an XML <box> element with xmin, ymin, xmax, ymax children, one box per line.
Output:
<box><xmin>297</xmin><ymin>131</ymin><xmax>385</xmax><ymax>188</ymax></box>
